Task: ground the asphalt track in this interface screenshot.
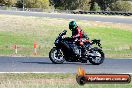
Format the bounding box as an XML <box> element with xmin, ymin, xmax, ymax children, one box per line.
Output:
<box><xmin>0</xmin><ymin>56</ymin><xmax>132</xmax><ymax>73</ymax></box>
<box><xmin>0</xmin><ymin>10</ymin><xmax>132</xmax><ymax>24</ymax></box>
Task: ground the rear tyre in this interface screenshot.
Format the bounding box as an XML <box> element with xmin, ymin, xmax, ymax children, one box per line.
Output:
<box><xmin>49</xmin><ymin>47</ymin><xmax>65</xmax><ymax>64</ymax></box>
<box><xmin>89</xmin><ymin>47</ymin><xmax>105</xmax><ymax>65</ymax></box>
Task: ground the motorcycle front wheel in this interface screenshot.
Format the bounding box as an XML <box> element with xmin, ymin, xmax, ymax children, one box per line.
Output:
<box><xmin>49</xmin><ymin>47</ymin><xmax>65</xmax><ymax>64</ymax></box>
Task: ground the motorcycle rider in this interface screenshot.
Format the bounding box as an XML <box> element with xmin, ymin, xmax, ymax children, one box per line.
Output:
<box><xmin>69</xmin><ymin>21</ymin><xmax>88</xmax><ymax>62</ymax></box>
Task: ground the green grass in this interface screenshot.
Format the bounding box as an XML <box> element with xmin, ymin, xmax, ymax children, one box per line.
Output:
<box><xmin>0</xmin><ymin>15</ymin><xmax>132</xmax><ymax>58</ymax></box>
<box><xmin>85</xmin><ymin>27</ymin><xmax>132</xmax><ymax>57</ymax></box>
<box><xmin>0</xmin><ymin>73</ymin><xmax>132</xmax><ymax>88</ymax></box>
<box><xmin>85</xmin><ymin>27</ymin><xmax>132</xmax><ymax>48</ymax></box>
<box><xmin>0</xmin><ymin>73</ymin><xmax>74</xmax><ymax>81</ymax></box>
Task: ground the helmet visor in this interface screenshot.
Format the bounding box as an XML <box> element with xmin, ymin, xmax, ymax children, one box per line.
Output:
<box><xmin>69</xmin><ymin>25</ymin><xmax>75</xmax><ymax>30</ymax></box>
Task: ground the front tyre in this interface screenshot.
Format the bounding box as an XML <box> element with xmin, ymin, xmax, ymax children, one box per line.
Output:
<box><xmin>89</xmin><ymin>47</ymin><xmax>105</xmax><ymax>65</ymax></box>
<box><xmin>49</xmin><ymin>47</ymin><xmax>65</xmax><ymax>64</ymax></box>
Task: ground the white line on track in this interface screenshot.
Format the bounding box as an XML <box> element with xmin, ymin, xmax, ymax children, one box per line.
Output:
<box><xmin>0</xmin><ymin>72</ymin><xmax>132</xmax><ymax>74</ymax></box>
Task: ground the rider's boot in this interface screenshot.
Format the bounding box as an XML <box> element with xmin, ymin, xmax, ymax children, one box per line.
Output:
<box><xmin>81</xmin><ymin>46</ymin><xmax>87</xmax><ymax>63</ymax></box>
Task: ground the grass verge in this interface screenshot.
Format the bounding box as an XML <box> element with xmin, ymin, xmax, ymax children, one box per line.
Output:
<box><xmin>0</xmin><ymin>73</ymin><xmax>132</xmax><ymax>88</ymax></box>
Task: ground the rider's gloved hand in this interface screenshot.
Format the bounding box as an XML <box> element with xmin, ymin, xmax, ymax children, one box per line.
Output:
<box><xmin>62</xmin><ymin>35</ymin><xmax>66</xmax><ymax>38</ymax></box>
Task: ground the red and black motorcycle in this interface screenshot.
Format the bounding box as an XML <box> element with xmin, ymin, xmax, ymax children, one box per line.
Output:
<box><xmin>49</xmin><ymin>30</ymin><xmax>105</xmax><ymax>65</ymax></box>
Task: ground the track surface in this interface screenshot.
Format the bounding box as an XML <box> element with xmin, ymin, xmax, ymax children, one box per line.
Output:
<box><xmin>0</xmin><ymin>57</ymin><xmax>132</xmax><ymax>73</ymax></box>
<box><xmin>0</xmin><ymin>10</ymin><xmax>132</xmax><ymax>24</ymax></box>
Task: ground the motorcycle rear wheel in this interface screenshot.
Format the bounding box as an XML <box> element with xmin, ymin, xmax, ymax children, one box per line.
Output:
<box><xmin>89</xmin><ymin>47</ymin><xmax>105</xmax><ymax>65</ymax></box>
<box><xmin>49</xmin><ymin>47</ymin><xmax>65</xmax><ymax>64</ymax></box>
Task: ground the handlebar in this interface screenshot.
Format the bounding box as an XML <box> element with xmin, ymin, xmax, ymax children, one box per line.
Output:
<box><xmin>59</xmin><ymin>30</ymin><xmax>67</xmax><ymax>36</ymax></box>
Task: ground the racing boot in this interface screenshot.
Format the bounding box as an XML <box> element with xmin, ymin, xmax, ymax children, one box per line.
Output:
<box><xmin>81</xmin><ymin>47</ymin><xmax>87</xmax><ymax>63</ymax></box>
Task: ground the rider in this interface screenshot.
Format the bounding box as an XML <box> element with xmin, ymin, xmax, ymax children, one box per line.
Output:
<box><xmin>69</xmin><ymin>21</ymin><xmax>88</xmax><ymax>59</ymax></box>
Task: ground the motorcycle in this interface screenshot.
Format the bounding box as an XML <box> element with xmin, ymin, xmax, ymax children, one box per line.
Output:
<box><xmin>49</xmin><ymin>30</ymin><xmax>105</xmax><ymax>65</ymax></box>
